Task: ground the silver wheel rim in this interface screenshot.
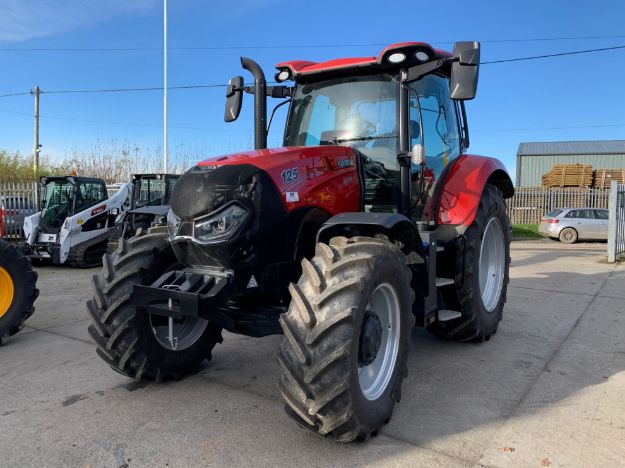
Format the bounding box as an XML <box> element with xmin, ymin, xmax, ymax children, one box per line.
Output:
<box><xmin>358</xmin><ymin>282</ymin><xmax>401</xmax><ymax>401</ymax></box>
<box><xmin>479</xmin><ymin>217</ymin><xmax>505</xmax><ymax>312</ymax></box>
<box><xmin>149</xmin><ymin>314</ymin><xmax>208</xmax><ymax>351</ymax></box>
<box><xmin>561</xmin><ymin>229</ymin><xmax>575</xmax><ymax>242</ymax></box>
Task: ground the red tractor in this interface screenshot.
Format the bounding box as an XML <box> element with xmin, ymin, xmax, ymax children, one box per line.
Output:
<box><xmin>87</xmin><ymin>41</ymin><xmax>513</xmax><ymax>442</ymax></box>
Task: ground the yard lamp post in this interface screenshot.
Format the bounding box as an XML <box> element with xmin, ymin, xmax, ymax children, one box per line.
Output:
<box><xmin>163</xmin><ymin>0</ymin><xmax>168</xmax><ymax>174</ymax></box>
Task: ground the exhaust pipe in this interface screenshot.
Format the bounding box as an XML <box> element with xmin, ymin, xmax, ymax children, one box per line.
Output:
<box><xmin>241</xmin><ymin>57</ymin><xmax>267</xmax><ymax>150</ymax></box>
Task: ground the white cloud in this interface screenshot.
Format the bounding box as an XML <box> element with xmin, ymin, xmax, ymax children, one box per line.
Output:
<box><xmin>0</xmin><ymin>0</ymin><xmax>158</xmax><ymax>44</ymax></box>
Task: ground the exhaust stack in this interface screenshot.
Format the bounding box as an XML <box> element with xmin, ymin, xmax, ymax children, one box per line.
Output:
<box><xmin>241</xmin><ymin>57</ymin><xmax>267</xmax><ymax>150</ymax></box>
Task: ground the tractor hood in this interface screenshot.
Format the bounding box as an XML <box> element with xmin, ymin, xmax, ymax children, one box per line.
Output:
<box><xmin>168</xmin><ymin>145</ymin><xmax>361</xmax><ymax>269</ymax></box>
<box><xmin>171</xmin><ymin>145</ymin><xmax>359</xmax><ymax>220</ymax></box>
<box><xmin>195</xmin><ymin>145</ymin><xmax>355</xmax><ymax>173</ymax></box>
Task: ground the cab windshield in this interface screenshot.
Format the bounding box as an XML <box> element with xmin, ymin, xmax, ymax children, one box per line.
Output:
<box><xmin>285</xmin><ymin>75</ymin><xmax>399</xmax><ymax>171</ymax></box>
<box><xmin>42</xmin><ymin>179</ymin><xmax>74</xmax><ymax>228</ymax></box>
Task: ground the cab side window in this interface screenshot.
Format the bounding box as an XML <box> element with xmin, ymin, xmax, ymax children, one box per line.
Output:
<box><xmin>410</xmin><ymin>75</ymin><xmax>460</xmax><ymax>180</ymax></box>
<box><xmin>595</xmin><ymin>209</ymin><xmax>609</xmax><ymax>220</ymax></box>
<box><xmin>75</xmin><ymin>182</ymin><xmax>106</xmax><ymax>212</ymax></box>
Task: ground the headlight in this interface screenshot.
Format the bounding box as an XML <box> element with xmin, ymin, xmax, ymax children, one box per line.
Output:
<box><xmin>167</xmin><ymin>209</ymin><xmax>181</xmax><ymax>238</ymax></box>
<box><xmin>193</xmin><ymin>203</ymin><xmax>248</xmax><ymax>243</ymax></box>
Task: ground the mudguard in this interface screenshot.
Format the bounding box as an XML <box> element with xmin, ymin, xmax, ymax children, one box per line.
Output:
<box><xmin>434</xmin><ymin>154</ymin><xmax>514</xmax><ymax>228</ymax></box>
<box><xmin>316</xmin><ymin>212</ymin><xmax>424</xmax><ymax>255</ymax></box>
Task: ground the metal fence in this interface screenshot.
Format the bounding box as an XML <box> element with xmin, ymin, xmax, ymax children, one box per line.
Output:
<box><xmin>0</xmin><ymin>181</ymin><xmax>38</xmax><ymax>239</ymax></box>
<box><xmin>506</xmin><ymin>187</ymin><xmax>610</xmax><ymax>225</ymax></box>
<box><xmin>608</xmin><ymin>181</ymin><xmax>625</xmax><ymax>263</ymax></box>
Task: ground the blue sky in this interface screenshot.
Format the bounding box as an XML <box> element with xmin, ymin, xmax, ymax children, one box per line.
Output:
<box><xmin>1</xmin><ymin>0</ymin><xmax>624</xmax><ymax>176</ymax></box>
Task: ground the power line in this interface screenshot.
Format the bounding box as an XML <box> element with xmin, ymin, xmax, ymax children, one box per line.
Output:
<box><xmin>482</xmin><ymin>44</ymin><xmax>625</xmax><ymax>64</ymax></box>
<box><xmin>0</xmin><ymin>107</ymin><xmax>245</xmax><ymax>131</ymax></box>
<box><xmin>1</xmin><ymin>44</ymin><xmax>624</xmax><ymax>98</ymax></box>
<box><xmin>1</xmin><ymin>34</ymin><xmax>625</xmax><ymax>52</ymax></box>
<box><xmin>42</xmin><ymin>83</ymin><xmax>228</xmax><ymax>95</ymax></box>
<box><xmin>2</xmin><ymin>107</ymin><xmax>623</xmax><ymax>134</ymax></box>
<box><xmin>0</xmin><ymin>91</ymin><xmax>31</xmax><ymax>98</ymax></box>
<box><xmin>472</xmin><ymin>123</ymin><xmax>625</xmax><ymax>132</ymax></box>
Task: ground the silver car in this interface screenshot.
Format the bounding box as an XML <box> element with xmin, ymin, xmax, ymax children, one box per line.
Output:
<box><xmin>0</xmin><ymin>196</ymin><xmax>36</xmax><ymax>238</ymax></box>
<box><xmin>539</xmin><ymin>208</ymin><xmax>609</xmax><ymax>244</ymax></box>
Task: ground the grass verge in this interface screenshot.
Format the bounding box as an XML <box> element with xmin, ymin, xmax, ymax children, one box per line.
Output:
<box><xmin>512</xmin><ymin>224</ymin><xmax>545</xmax><ymax>240</ymax></box>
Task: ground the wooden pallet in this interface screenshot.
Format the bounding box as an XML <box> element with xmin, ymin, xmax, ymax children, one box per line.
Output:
<box><xmin>593</xmin><ymin>168</ymin><xmax>625</xmax><ymax>189</ymax></box>
<box><xmin>541</xmin><ymin>164</ymin><xmax>593</xmax><ymax>188</ymax></box>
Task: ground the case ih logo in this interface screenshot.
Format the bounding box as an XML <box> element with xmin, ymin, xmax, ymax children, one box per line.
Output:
<box><xmin>337</xmin><ymin>158</ymin><xmax>353</xmax><ymax>168</ymax></box>
<box><xmin>91</xmin><ymin>205</ymin><xmax>106</xmax><ymax>216</ymax></box>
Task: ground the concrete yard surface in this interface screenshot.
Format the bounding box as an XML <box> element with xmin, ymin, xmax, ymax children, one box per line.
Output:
<box><xmin>1</xmin><ymin>240</ymin><xmax>624</xmax><ymax>467</ymax></box>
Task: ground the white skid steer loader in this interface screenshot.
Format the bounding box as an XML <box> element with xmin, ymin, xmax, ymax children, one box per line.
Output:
<box><xmin>24</xmin><ymin>176</ymin><xmax>130</xmax><ymax>268</ymax></box>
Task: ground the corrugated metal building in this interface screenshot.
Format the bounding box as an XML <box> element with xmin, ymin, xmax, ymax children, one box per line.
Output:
<box><xmin>516</xmin><ymin>140</ymin><xmax>625</xmax><ymax>187</ymax></box>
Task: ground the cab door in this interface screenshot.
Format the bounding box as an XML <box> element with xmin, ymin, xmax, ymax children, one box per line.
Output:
<box><xmin>408</xmin><ymin>74</ymin><xmax>462</xmax><ymax>222</ymax></box>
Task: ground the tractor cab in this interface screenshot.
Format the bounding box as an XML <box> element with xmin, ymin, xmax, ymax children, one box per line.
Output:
<box><xmin>39</xmin><ymin>176</ymin><xmax>107</xmax><ymax>233</ymax></box>
<box><xmin>224</xmin><ymin>42</ymin><xmax>480</xmax><ymax>221</ymax></box>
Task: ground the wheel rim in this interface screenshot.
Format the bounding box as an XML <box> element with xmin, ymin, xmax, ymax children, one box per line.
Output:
<box><xmin>561</xmin><ymin>229</ymin><xmax>575</xmax><ymax>242</ymax></box>
<box><xmin>358</xmin><ymin>282</ymin><xmax>401</xmax><ymax>401</ymax></box>
<box><xmin>149</xmin><ymin>312</ymin><xmax>208</xmax><ymax>351</ymax></box>
<box><xmin>479</xmin><ymin>217</ymin><xmax>505</xmax><ymax>312</ymax></box>
<box><xmin>0</xmin><ymin>266</ymin><xmax>14</xmax><ymax>319</ymax></box>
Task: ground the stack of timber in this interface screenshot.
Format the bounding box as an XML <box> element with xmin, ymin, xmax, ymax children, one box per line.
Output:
<box><xmin>593</xmin><ymin>168</ymin><xmax>625</xmax><ymax>189</ymax></box>
<box><xmin>541</xmin><ymin>164</ymin><xmax>593</xmax><ymax>188</ymax></box>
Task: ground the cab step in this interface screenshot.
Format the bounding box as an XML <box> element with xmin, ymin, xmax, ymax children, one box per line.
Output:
<box><xmin>438</xmin><ymin>309</ymin><xmax>462</xmax><ymax>321</ymax></box>
<box><xmin>435</xmin><ymin>277</ymin><xmax>454</xmax><ymax>287</ymax></box>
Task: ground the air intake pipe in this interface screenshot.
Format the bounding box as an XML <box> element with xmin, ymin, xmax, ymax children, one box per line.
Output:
<box><xmin>241</xmin><ymin>57</ymin><xmax>267</xmax><ymax>150</ymax></box>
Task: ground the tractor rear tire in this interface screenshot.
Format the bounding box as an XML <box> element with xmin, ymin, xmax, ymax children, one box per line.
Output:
<box><xmin>278</xmin><ymin>236</ymin><xmax>414</xmax><ymax>442</ymax></box>
<box><xmin>86</xmin><ymin>226</ymin><xmax>223</xmax><ymax>381</ymax></box>
<box><xmin>0</xmin><ymin>240</ymin><xmax>38</xmax><ymax>343</ymax></box>
<box><xmin>428</xmin><ymin>184</ymin><xmax>510</xmax><ymax>342</ymax></box>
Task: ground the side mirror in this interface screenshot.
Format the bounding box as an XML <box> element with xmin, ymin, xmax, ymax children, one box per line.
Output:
<box><xmin>411</xmin><ymin>144</ymin><xmax>425</xmax><ymax>166</ymax></box>
<box><xmin>450</xmin><ymin>41</ymin><xmax>480</xmax><ymax>100</ymax></box>
<box><xmin>224</xmin><ymin>76</ymin><xmax>244</xmax><ymax>122</ymax></box>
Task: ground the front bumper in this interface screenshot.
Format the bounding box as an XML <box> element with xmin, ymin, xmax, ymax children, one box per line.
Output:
<box><xmin>130</xmin><ymin>269</ymin><xmax>284</xmax><ymax>337</ymax></box>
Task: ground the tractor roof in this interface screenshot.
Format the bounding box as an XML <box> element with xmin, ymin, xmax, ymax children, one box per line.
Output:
<box><xmin>275</xmin><ymin>42</ymin><xmax>451</xmax><ymax>81</ymax></box>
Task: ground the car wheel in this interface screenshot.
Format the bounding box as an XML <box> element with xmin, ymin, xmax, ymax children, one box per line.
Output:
<box><xmin>559</xmin><ymin>227</ymin><xmax>578</xmax><ymax>244</ymax></box>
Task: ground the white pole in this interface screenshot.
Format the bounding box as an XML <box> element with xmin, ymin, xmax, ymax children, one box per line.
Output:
<box><xmin>607</xmin><ymin>180</ymin><xmax>617</xmax><ymax>263</ymax></box>
<box><xmin>163</xmin><ymin>0</ymin><xmax>168</xmax><ymax>173</ymax></box>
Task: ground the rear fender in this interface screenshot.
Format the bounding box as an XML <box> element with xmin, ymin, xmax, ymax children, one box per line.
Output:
<box><xmin>436</xmin><ymin>154</ymin><xmax>514</xmax><ymax>229</ymax></box>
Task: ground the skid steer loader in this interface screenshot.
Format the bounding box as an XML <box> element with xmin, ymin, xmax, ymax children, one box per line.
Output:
<box><xmin>87</xmin><ymin>41</ymin><xmax>514</xmax><ymax>442</ymax></box>
<box><xmin>106</xmin><ymin>173</ymin><xmax>180</xmax><ymax>253</ymax></box>
<box><xmin>24</xmin><ymin>176</ymin><xmax>130</xmax><ymax>267</ymax></box>
<box><xmin>0</xmin><ymin>240</ymin><xmax>38</xmax><ymax>344</ymax></box>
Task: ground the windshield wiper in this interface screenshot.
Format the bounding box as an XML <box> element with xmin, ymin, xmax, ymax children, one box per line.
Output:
<box><xmin>321</xmin><ymin>134</ymin><xmax>398</xmax><ymax>145</ymax></box>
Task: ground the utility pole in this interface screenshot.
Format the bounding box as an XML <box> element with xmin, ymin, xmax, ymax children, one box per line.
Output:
<box><xmin>32</xmin><ymin>85</ymin><xmax>41</xmax><ymax>204</ymax></box>
<box><xmin>163</xmin><ymin>0</ymin><xmax>168</xmax><ymax>173</ymax></box>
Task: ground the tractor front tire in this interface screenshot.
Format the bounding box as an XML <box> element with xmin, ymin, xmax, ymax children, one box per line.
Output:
<box><xmin>428</xmin><ymin>184</ymin><xmax>511</xmax><ymax>342</ymax></box>
<box><xmin>0</xmin><ymin>240</ymin><xmax>38</xmax><ymax>343</ymax></box>
<box><xmin>87</xmin><ymin>227</ymin><xmax>223</xmax><ymax>380</ymax></box>
<box><xmin>278</xmin><ymin>236</ymin><xmax>414</xmax><ymax>442</ymax></box>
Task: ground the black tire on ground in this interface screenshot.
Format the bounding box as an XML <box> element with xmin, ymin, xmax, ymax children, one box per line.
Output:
<box><xmin>559</xmin><ymin>227</ymin><xmax>578</xmax><ymax>244</ymax></box>
<box><xmin>87</xmin><ymin>226</ymin><xmax>223</xmax><ymax>380</ymax></box>
<box><xmin>0</xmin><ymin>240</ymin><xmax>39</xmax><ymax>342</ymax></box>
<box><xmin>428</xmin><ymin>183</ymin><xmax>511</xmax><ymax>342</ymax></box>
<box><xmin>67</xmin><ymin>231</ymin><xmax>111</xmax><ymax>268</ymax></box>
<box><xmin>277</xmin><ymin>236</ymin><xmax>414</xmax><ymax>442</ymax></box>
